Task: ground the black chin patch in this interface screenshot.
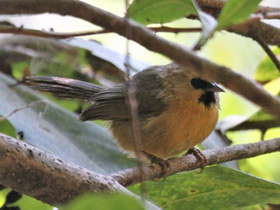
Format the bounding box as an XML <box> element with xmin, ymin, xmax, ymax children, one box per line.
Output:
<box><xmin>199</xmin><ymin>92</ymin><xmax>216</xmax><ymax>108</ymax></box>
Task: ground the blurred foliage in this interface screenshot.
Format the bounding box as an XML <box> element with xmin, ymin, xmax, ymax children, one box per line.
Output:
<box><xmin>255</xmin><ymin>47</ymin><xmax>280</xmax><ymax>83</ymax></box>
<box><xmin>0</xmin><ymin>0</ymin><xmax>279</xmax><ymax>210</ymax></box>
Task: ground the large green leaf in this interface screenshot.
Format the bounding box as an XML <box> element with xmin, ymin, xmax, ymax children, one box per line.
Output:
<box><xmin>0</xmin><ymin>72</ymin><xmax>136</xmax><ymax>174</ymax></box>
<box><xmin>127</xmin><ymin>0</ymin><xmax>197</xmax><ymax>25</ymax></box>
<box><xmin>216</xmin><ymin>0</ymin><xmax>262</xmax><ymax>30</ymax></box>
<box><xmin>130</xmin><ymin>166</ymin><xmax>280</xmax><ymax>210</ymax></box>
<box><xmin>255</xmin><ymin>47</ymin><xmax>280</xmax><ymax>83</ymax></box>
<box><xmin>60</xmin><ymin>193</ymin><xmax>146</xmax><ymax>210</ymax></box>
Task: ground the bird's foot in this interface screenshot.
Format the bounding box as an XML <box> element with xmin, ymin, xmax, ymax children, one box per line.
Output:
<box><xmin>143</xmin><ymin>152</ymin><xmax>170</xmax><ymax>177</ymax></box>
<box><xmin>185</xmin><ymin>147</ymin><xmax>208</xmax><ymax>172</ymax></box>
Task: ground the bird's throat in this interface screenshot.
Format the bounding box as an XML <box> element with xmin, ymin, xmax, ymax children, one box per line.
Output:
<box><xmin>198</xmin><ymin>92</ymin><xmax>216</xmax><ymax>108</ymax></box>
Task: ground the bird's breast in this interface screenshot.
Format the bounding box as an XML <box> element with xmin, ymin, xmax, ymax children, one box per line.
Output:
<box><xmin>141</xmin><ymin>97</ymin><xmax>219</xmax><ymax>159</ymax></box>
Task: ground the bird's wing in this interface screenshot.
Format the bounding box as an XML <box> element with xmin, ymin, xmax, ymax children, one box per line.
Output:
<box><xmin>79</xmin><ymin>67</ymin><xmax>168</xmax><ymax>121</ymax></box>
<box><xmin>79</xmin><ymin>84</ymin><xmax>130</xmax><ymax>121</ymax></box>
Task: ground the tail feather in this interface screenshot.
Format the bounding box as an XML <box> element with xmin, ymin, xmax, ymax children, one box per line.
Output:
<box><xmin>24</xmin><ymin>76</ymin><xmax>104</xmax><ymax>101</ymax></box>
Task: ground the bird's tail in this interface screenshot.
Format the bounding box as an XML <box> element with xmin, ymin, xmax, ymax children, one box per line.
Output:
<box><xmin>24</xmin><ymin>76</ymin><xmax>104</xmax><ymax>101</ymax></box>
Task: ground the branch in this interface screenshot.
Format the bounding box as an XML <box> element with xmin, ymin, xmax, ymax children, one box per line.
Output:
<box><xmin>0</xmin><ymin>133</ymin><xmax>123</xmax><ymax>206</ymax></box>
<box><xmin>111</xmin><ymin>138</ymin><xmax>280</xmax><ymax>186</ymax></box>
<box><xmin>1</xmin><ymin>0</ymin><xmax>280</xmax><ymax>119</ymax></box>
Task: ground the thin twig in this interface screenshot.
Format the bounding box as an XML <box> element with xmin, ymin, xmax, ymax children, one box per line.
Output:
<box><xmin>124</xmin><ymin>0</ymin><xmax>147</xmax><ymax>198</ymax></box>
<box><xmin>254</xmin><ymin>35</ymin><xmax>280</xmax><ymax>73</ymax></box>
<box><xmin>0</xmin><ymin>26</ymin><xmax>201</xmax><ymax>39</ymax></box>
<box><xmin>0</xmin><ymin>27</ymin><xmax>109</xmax><ymax>39</ymax></box>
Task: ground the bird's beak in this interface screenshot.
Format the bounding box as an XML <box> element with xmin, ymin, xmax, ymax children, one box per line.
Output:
<box><xmin>204</xmin><ymin>82</ymin><xmax>225</xmax><ymax>92</ymax></box>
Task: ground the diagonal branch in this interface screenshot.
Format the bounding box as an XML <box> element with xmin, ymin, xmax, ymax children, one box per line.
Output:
<box><xmin>1</xmin><ymin>0</ymin><xmax>280</xmax><ymax>119</ymax></box>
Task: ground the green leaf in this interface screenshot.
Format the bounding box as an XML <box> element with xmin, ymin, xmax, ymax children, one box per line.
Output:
<box><xmin>255</xmin><ymin>47</ymin><xmax>280</xmax><ymax>83</ymax></box>
<box><xmin>129</xmin><ymin>166</ymin><xmax>280</xmax><ymax>210</ymax></box>
<box><xmin>12</xmin><ymin>194</ymin><xmax>53</xmax><ymax>210</ymax></box>
<box><xmin>0</xmin><ymin>116</ymin><xmax>16</xmax><ymax>138</ymax></box>
<box><xmin>127</xmin><ymin>0</ymin><xmax>197</xmax><ymax>25</ymax></box>
<box><xmin>216</xmin><ymin>0</ymin><xmax>262</xmax><ymax>30</ymax></box>
<box><xmin>0</xmin><ymin>189</ymin><xmax>52</xmax><ymax>210</ymax></box>
<box><xmin>0</xmin><ymin>72</ymin><xmax>136</xmax><ymax>175</ymax></box>
<box><xmin>60</xmin><ymin>193</ymin><xmax>146</xmax><ymax>210</ymax></box>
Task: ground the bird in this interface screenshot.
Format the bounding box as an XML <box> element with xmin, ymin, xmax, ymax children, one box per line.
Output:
<box><xmin>24</xmin><ymin>63</ymin><xmax>224</xmax><ymax>172</ymax></box>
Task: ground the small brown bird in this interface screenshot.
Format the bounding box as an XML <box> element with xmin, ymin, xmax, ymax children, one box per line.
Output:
<box><xmin>25</xmin><ymin>63</ymin><xmax>224</xmax><ymax>170</ymax></box>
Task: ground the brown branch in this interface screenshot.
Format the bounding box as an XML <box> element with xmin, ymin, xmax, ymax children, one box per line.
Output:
<box><xmin>1</xmin><ymin>0</ymin><xmax>280</xmax><ymax>119</ymax></box>
<box><xmin>0</xmin><ymin>134</ymin><xmax>123</xmax><ymax>206</ymax></box>
<box><xmin>254</xmin><ymin>35</ymin><xmax>280</xmax><ymax>73</ymax></box>
<box><xmin>111</xmin><ymin>138</ymin><xmax>280</xmax><ymax>187</ymax></box>
<box><xmin>0</xmin><ymin>25</ymin><xmax>201</xmax><ymax>39</ymax></box>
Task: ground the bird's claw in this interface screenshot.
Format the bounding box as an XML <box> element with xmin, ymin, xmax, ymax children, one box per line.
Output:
<box><xmin>143</xmin><ymin>152</ymin><xmax>170</xmax><ymax>178</ymax></box>
<box><xmin>185</xmin><ymin>147</ymin><xmax>208</xmax><ymax>173</ymax></box>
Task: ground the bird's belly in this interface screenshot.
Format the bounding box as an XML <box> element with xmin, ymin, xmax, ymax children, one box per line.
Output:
<box><xmin>110</xmin><ymin>101</ymin><xmax>218</xmax><ymax>160</ymax></box>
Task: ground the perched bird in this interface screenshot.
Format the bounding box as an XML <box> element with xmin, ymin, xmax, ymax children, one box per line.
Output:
<box><xmin>25</xmin><ymin>63</ymin><xmax>224</xmax><ymax>171</ymax></box>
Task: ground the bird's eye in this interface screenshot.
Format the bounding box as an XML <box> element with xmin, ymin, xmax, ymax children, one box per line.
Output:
<box><xmin>190</xmin><ymin>78</ymin><xmax>211</xmax><ymax>89</ymax></box>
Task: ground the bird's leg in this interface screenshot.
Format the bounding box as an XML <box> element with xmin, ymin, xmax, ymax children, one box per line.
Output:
<box><xmin>143</xmin><ymin>151</ymin><xmax>170</xmax><ymax>176</ymax></box>
<box><xmin>185</xmin><ymin>147</ymin><xmax>208</xmax><ymax>172</ymax></box>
